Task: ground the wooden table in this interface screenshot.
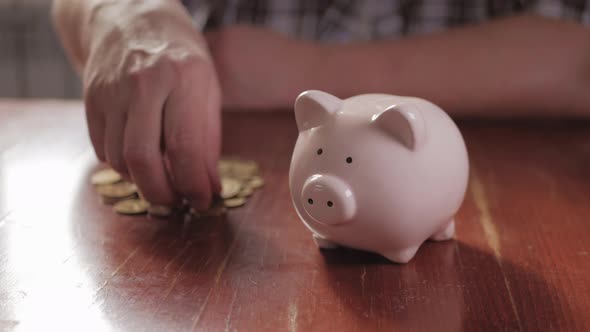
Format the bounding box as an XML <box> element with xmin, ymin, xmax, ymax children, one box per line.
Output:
<box><xmin>1</xmin><ymin>99</ymin><xmax>589</xmax><ymax>331</ymax></box>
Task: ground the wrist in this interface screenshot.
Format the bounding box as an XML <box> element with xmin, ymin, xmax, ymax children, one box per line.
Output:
<box><xmin>88</xmin><ymin>0</ymin><xmax>211</xmax><ymax>60</ymax></box>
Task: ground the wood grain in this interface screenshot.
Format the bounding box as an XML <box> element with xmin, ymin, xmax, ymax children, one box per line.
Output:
<box><xmin>0</xmin><ymin>99</ymin><xmax>589</xmax><ymax>331</ymax></box>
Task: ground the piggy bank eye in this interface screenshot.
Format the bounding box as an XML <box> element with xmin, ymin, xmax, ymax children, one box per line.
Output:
<box><xmin>317</xmin><ymin>148</ymin><xmax>323</xmax><ymax>155</ymax></box>
<box><xmin>346</xmin><ymin>156</ymin><xmax>353</xmax><ymax>164</ymax></box>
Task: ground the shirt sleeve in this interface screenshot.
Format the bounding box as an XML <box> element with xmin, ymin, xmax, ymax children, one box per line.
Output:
<box><xmin>180</xmin><ymin>0</ymin><xmax>213</xmax><ymax>30</ymax></box>
<box><xmin>528</xmin><ymin>0</ymin><xmax>590</xmax><ymax>25</ymax></box>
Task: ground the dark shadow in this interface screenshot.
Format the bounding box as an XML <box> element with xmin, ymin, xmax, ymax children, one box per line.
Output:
<box><xmin>318</xmin><ymin>240</ymin><xmax>579</xmax><ymax>331</ymax></box>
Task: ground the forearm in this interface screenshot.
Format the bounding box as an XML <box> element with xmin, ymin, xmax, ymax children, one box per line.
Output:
<box><xmin>313</xmin><ymin>16</ymin><xmax>590</xmax><ymax>117</ymax></box>
<box><xmin>51</xmin><ymin>0</ymin><xmax>95</xmax><ymax>72</ymax></box>
<box><xmin>51</xmin><ymin>0</ymin><xmax>201</xmax><ymax>74</ymax></box>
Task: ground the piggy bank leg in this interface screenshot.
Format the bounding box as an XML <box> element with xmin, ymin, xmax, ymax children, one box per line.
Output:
<box><xmin>313</xmin><ymin>234</ymin><xmax>339</xmax><ymax>249</ymax></box>
<box><xmin>429</xmin><ymin>220</ymin><xmax>455</xmax><ymax>241</ymax></box>
<box><xmin>383</xmin><ymin>246</ymin><xmax>420</xmax><ymax>264</ymax></box>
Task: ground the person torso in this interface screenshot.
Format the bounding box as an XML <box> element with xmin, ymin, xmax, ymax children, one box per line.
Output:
<box><xmin>182</xmin><ymin>0</ymin><xmax>590</xmax><ymax>41</ymax></box>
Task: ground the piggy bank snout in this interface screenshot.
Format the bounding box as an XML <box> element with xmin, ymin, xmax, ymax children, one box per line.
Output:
<box><xmin>301</xmin><ymin>175</ymin><xmax>356</xmax><ymax>225</ymax></box>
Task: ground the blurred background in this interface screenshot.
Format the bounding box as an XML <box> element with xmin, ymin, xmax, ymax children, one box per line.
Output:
<box><xmin>1</xmin><ymin>0</ymin><xmax>81</xmax><ymax>99</ymax></box>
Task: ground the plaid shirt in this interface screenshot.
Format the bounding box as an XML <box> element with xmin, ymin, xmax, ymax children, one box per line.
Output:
<box><xmin>182</xmin><ymin>0</ymin><xmax>590</xmax><ymax>41</ymax></box>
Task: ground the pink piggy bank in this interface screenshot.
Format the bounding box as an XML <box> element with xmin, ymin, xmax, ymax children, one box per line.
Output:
<box><xmin>289</xmin><ymin>90</ymin><xmax>469</xmax><ymax>263</ymax></box>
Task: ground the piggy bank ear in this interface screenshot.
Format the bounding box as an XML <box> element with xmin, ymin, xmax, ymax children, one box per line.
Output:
<box><xmin>373</xmin><ymin>103</ymin><xmax>425</xmax><ymax>150</ymax></box>
<box><xmin>294</xmin><ymin>90</ymin><xmax>342</xmax><ymax>132</ymax></box>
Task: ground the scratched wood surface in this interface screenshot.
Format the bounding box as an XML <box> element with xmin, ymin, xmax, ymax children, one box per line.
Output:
<box><xmin>0</xmin><ymin>99</ymin><xmax>589</xmax><ymax>331</ymax></box>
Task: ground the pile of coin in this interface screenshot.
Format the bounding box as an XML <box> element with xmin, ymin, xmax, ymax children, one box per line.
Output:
<box><xmin>90</xmin><ymin>158</ymin><xmax>264</xmax><ymax>218</ymax></box>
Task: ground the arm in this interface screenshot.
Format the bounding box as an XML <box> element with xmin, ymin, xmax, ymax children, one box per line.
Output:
<box><xmin>52</xmin><ymin>0</ymin><xmax>222</xmax><ymax>209</ymax></box>
<box><xmin>314</xmin><ymin>16</ymin><xmax>590</xmax><ymax>117</ymax></box>
<box><xmin>51</xmin><ymin>0</ymin><xmax>91</xmax><ymax>73</ymax></box>
<box><xmin>206</xmin><ymin>16</ymin><xmax>590</xmax><ymax>117</ymax></box>
<box><xmin>52</xmin><ymin>0</ymin><xmax>207</xmax><ymax>72</ymax></box>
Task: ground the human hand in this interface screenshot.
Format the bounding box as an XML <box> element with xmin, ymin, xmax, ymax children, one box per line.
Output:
<box><xmin>83</xmin><ymin>1</ymin><xmax>221</xmax><ymax>209</ymax></box>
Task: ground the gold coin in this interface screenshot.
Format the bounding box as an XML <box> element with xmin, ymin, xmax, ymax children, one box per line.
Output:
<box><xmin>224</xmin><ymin>197</ymin><xmax>246</xmax><ymax>208</ymax></box>
<box><xmin>148</xmin><ymin>205</ymin><xmax>174</xmax><ymax>218</ymax></box>
<box><xmin>218</xmin><ymin>159</ymin><xmax>233</xmax><ymax>175</ymax></box>
<box><xmin>220</xmin><ymin>177</ymin><xmax>242</xmax><ymax>199</ymax></box>
<box><xmin>113</xmin><ymin>199</ymin><xmax>149</xmax><ymax>215</ymax></box>
<box><xmin>100</xmin><ymin>193</ymin><xmax>137</xmax><ymax>205</ymax></box>
<box><xmin>232</xmin><ymin>160</ymin><xmax>259</xmax><ymax>178</ymax></box>
<box><xmin>218</xmin><ymin>159</ymin><xmax>260</xmax><ymax>179</ymax></box>
<box><xmin>97</xmin><ymin>181</ymin><xmax>138</xmax><ymax>198</ymax></box>
<box><xmin>91</xmin><ymin>168</ymin><xmax>122</xmax><ymax>186</ymax></box>
<box><xmin>201</xmin><ymin>204</ymin><xmax>227</xmax><ymax>217</ymax></box>
<box><xmin>237</xmin><ymin>186</ymin><xmax>254</xmax><ymax>198</ymax></box>
<box><xmin>189</xmin><ymin>200</ymin><xmax>227</xmax><ymax>218</ymax></box>
<box><xmin>248</xmin><ymin>176</ymin><xmax>264</xmax><ymax>189</ymax></box>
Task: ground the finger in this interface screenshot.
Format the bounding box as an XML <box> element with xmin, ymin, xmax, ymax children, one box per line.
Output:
<box><xmin>104</xmin><ymin>112</ymin><xmax>128</xmax><ymax>176</ymax></box>
<box><xmin>205</xmin><ymin>71</ymin><xmax>222</xmax><ymax>194</ymax></box>
<box><xmin>84</xmin><ymin>88</ymin><xmax>106</xmax><ymax>162</ymax></box>
<box><xmin>164</xmin><ymin>60</ymin><xmax>213</xmax><ymax>210</ymax></box>
<box><xmin>124</xmin><ymin>78</ymin><xmax>177</xmax><ymax>205</ymax></box>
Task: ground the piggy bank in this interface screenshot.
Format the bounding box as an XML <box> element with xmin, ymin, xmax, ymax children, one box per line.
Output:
<box><xmin>289</xmin><ymin>90</ymin><xmax>469</xmax><ymax>263</ymax></box>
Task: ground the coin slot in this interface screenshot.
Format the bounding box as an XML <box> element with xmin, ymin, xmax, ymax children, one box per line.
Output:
<box><xmin>308</xmin><ymin>198</ymin><xmax>314</xmax><ymax>205</ymax></box>
<box><xmin>327</xmin><ymin>201</ymin><xmax>333</xmax><ymax>207</ymax></box>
